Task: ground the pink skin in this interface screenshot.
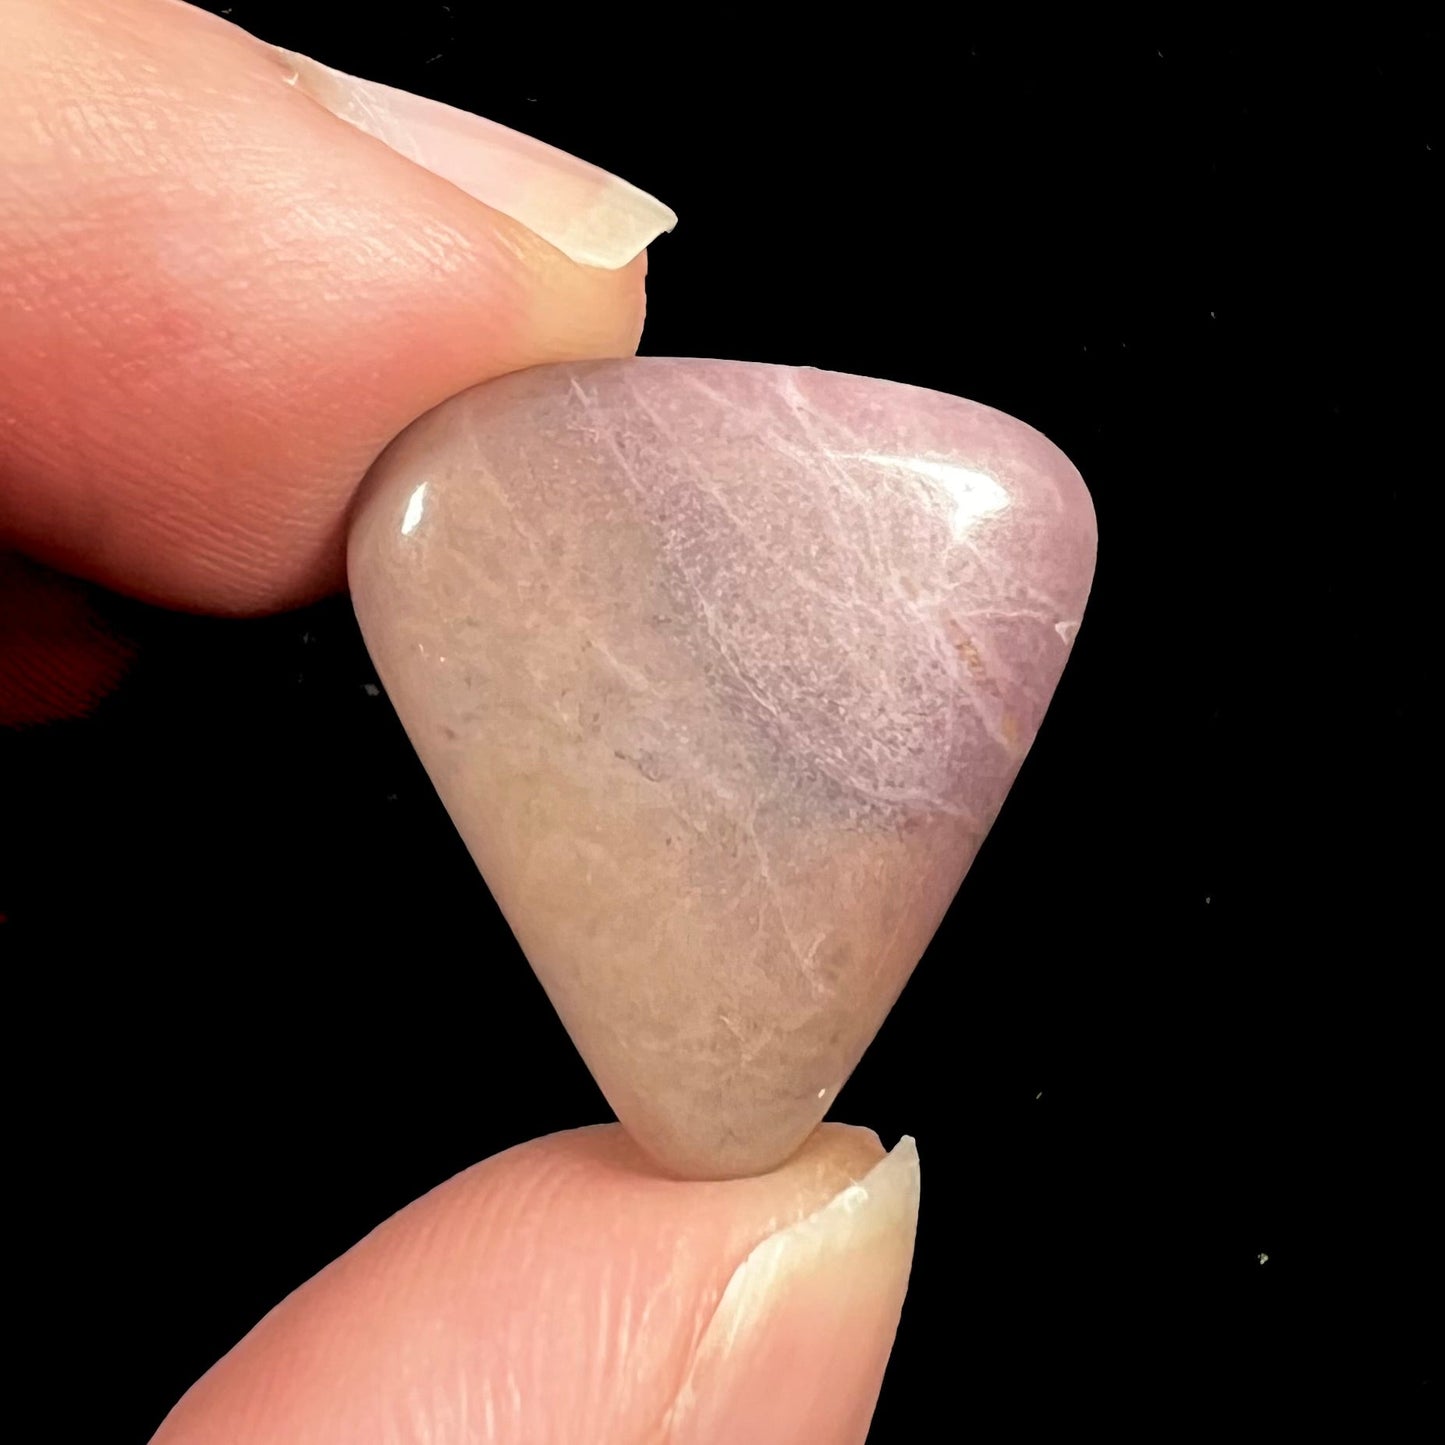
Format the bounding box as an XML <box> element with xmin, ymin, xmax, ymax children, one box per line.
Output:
<box><xmin>153</xmin><ymin>1126</ymin><xmax>919</xmax><ymax>1444</ymax></box>
<box><xmin>2</xmin><ymin>3</ymin><xmax>923</xmax><ymax>1439</ymax></box>
<box><xmin>0</xmin><ymin>0</ymin><xmax>651</xmax><ymax>616</ymax></box>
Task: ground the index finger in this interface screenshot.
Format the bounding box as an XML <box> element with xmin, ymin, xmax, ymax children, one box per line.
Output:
<box><xmin>0</xmin><ymin>0</ymin><xmax>670</xmax><ymax>614</ymax></box>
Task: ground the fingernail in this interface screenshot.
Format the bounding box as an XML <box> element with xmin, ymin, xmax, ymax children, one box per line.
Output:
<box><xmin>666</xmin><ymin>1136</ymin><xmax>921</xmax><ymax>1444</ymax></box>
<box><xmin>268</xmin><ymin>48</ymin><xmax>676</xmax><ymax>270</ymax></box>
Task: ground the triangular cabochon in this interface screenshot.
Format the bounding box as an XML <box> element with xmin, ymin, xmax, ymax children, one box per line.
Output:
<box><xmin>350</xmin><ymin>359</ymin><xmax>1096</xmax><ymax>1177</ymax></box>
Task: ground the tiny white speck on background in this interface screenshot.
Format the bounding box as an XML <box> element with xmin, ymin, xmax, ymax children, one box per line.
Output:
<box><xmin>1258</xmin><ymin>1253</ymin><xmax>1269</xmax><ymax>1265</ymax></box>
<box><xmin>1035</xmin><ymin>1091</ymin><xmax>1043</xmax><ymax>1100</ymax></box>
<box><xmin>363</xmin><ymin>683</ymin><xmax>380</xmax><ymax>697</ymax></box>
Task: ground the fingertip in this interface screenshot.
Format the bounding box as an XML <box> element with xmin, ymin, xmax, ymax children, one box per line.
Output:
<box><xmin>149</xmin><ymin>1124</ymin><xmax>918</xmax><ymax>1444</ymax></box>
<box><xmin>0</xmin><ymin>0</ymin><xmax>655</xmax><ymax>614</ymax></box>
<box><xmin>666</xmin><ymin>1135</ymin><xmax>921</xmax><ymax>1444</ymax></box>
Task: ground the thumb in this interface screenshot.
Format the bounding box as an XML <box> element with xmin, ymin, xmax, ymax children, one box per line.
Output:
<box><xmin>0</xmin><ymin>0</ymin><xmax>670</xmax><ymax>615</ymax></box>
<box><xmin>151</xmin><ymin>1125</ymin><xmax>920</xmax><ymax>1444</ymax></box>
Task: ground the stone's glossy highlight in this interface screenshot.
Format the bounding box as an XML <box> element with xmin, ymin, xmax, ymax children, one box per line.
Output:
<box><xmin>349</xmin><ymin>358</ymin><xmax>1097</xmax><ymax>1178</ymax></box>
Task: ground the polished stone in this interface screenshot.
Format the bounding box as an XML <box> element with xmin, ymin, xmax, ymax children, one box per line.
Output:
<box><xmin>349</xmin><ymin>358</ymin><xmax>1097</xmax><ymax>1178</ymax></box>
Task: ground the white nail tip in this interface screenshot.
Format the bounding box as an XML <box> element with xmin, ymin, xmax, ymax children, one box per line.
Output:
<box><xmin>691</xmin><ymin>1137</ymin><xmax>919</xmax><ymax>1364</ymax></box>
<box><xmin>272</xmin><ymin>48</ymin><xmax>675</xmax><ymax>269</ymax></box>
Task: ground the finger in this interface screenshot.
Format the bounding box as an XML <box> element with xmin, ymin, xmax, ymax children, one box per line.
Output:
<box><xmin>0</xmin><ymin>552</ymin><xmax>136</xmax><ymax>727</ymax></box>
<box><xmin>151</xmin><ymin>1124</ymin><xmax>920</xmax><ymax>1445</ymax></box>
<box><xmin>0</xmin><ymin>0</ymin><xmax>671</xmax><ymax>615</ymax></box>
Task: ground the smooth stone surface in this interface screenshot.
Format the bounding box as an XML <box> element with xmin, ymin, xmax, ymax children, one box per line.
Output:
<box><xmin>349</xmin><ymin>358</ymin><xmax>1097</xmax><ymax>1178</ymax></box>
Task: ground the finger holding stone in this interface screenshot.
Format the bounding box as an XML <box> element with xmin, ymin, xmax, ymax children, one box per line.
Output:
<box><xmin>0</xmin><ymin>0</ymin><xmax>670</xmax><ymax>615</ymax></box>
<box><xmin>151</xmin><ymin>1124</ymin><xmax>921</xmax><ymax>1445</ymax></box>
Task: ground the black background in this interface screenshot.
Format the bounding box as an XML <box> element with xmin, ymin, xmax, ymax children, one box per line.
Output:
<box><xmin>2</xmin><ymin>7</ymin><xmax>1437</xmax><ymax>1439</ymax></box>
